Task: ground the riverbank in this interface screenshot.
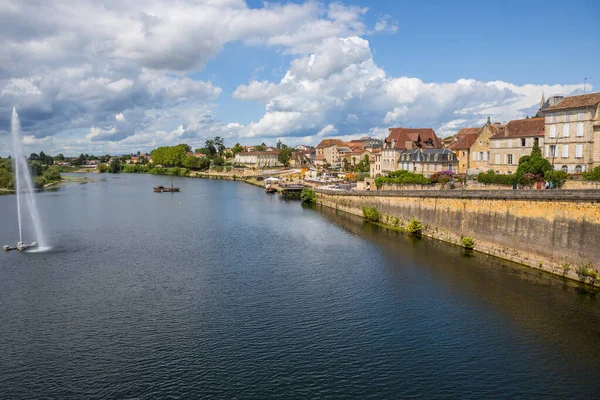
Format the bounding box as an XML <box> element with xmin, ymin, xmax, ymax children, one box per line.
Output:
<box><xmin>0</xmin><ymin>175</ymin><xmax>91</xmax><ymax>193</ymax></box>
<box><xmin>315</xmin><ymin>188</ymin><xmax>600</xmax><ymax>287</ymax></box>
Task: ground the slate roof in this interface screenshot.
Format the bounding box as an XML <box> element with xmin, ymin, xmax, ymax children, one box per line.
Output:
<box><xmin>544</xmin><ymin>92</ymin><xmax>600</xmax><ymax>112</ymax></box>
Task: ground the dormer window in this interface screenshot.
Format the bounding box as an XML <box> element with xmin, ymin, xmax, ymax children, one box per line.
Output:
<box><xmin>434</xmin><ymin>154</ymin><xmax>439</xmax><ymax>161</ymax></box>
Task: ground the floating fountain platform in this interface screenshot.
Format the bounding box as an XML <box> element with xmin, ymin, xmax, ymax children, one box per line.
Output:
<box><xmin>3</xmin><ymin>241</ymin><xmax>37</xmax><ymax>252</ymax></box>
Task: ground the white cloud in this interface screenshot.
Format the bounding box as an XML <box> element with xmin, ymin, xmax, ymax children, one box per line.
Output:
<box><xmin>115</xmin><ymin>113</ymin><xmax>125</xmax><ymax>122</ymax></box>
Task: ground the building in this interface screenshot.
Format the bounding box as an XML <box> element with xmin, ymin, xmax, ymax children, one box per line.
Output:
<box><xmin>447</xmin><ymin>128</ymin><xmax>480</xmax><ymax>174</ymax></box>
<box><xmin>315</xmin><ymin>139</ymin><xmax>349</xmax><ymax>166</ymax></box>
<box><xmin>542</xmin><ymin>92</ymin><xmax>600</xmax><ymax>173</ymax></box>
<box><xmin>469</xmin><ymin>122</ymin><xmax>504</xmax><ymax>174</ymax></box>
<box><xmin>380</xmin><ymin>128</ymin><xmax>443</xmax><ymax>174</ymax></box>
<box><xmin>234</xmin><ymin>151</ymin><xmax>282</xmax><ymax>167</ymax></box>
<box><xmin>396</xmin><ymin>148</ymin><xmax>458</xmax><ymax>177</ymax></box>
<box><xmin>489</xmin><ymin>117</ymin><xmax>545</xmax><ymax>174</ymax></box>
<box><xmin>294</xmin><ymin>144</ymin><xmax>313</xmax><ymax>151</ymax></box>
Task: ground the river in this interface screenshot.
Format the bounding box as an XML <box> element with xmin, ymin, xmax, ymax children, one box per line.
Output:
<box><xmin>1</xmin><ymin>174</ymin><xmax>599</xmax><ymax>399</ymax></box>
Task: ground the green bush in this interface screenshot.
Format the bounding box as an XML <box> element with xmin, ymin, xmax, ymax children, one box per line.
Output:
<box><xmin>375</xmin><ymin>170</ymin><xmax>430</xmax><ymax>187</ymax></box>
<box><xmin>461</xmin><ymin>237</ymin><xmax>475</xmax><ymax>250</ymax></box>
<box><xmin>583</xmin><ymin>166</ymin><xmax>600</xmax><ymax>181</ymax></box>
<box><xmin>477</xmin><ymin>170</ymin><xmax>515</xmax><ymax>185</ymax></box>
<box><xmin>544</xmin><ymin>170</ymin><xmax>568</xmax><ymax>188</ymax></box>
<box><xmin>43</xmin><ymin>167</ymin><xmax>62</xmax><ymax>182</ymax></box>
<box><xmin>97</xmin><ymin>163</ymin><xmax>108</xmax><ymax>173</ymax></box>
<box><xmin>576</xmin><ymin>264</ymin><xmax>597</xmax><ymax>282</ymax></box>
<box><xmin>391</xmin><ymin>217</ymin><xmax>399</xmax><ymax>226</ymax></box>
<box><xmin>300</xmin><ymin>187</ymin><xmax>316</xmax><ymax>203</ymax></box>
<box><xmin>406</xmin><ymin>218</ymin><xmax>423</xmax><ymax>236</ymax></box>
<box><xmin>362</xmin><ymin>206</ymin><xmax>380</xmax><ymax>222</ymax></box>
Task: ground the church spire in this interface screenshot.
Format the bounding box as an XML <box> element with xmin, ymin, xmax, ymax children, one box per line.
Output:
<box><xmin>540</xmin><ymin>91</ymin><xmax>545</xmax><ymax>109</ymax></box>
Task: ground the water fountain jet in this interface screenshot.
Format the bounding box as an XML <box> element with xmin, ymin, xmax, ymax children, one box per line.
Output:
<box><xmin>3</xmin><ymin>108</ymin><xmax>47</xmax><ymax>252</ymax></box>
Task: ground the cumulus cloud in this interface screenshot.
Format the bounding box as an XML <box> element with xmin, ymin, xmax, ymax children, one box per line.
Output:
<box><xmin>234</xmin><ymin>35</ymin><xmax>584</xmax><ymax>140</ymax></box>
<box><xmin>0</xmin><ymin>0</ymin><xmax>588</xmax><ymax>155</ymax></box>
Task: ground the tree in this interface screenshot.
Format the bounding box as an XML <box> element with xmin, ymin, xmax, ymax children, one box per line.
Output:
<box><xmin>55</xmin><ymin>153</ymin><xmax>65</xmax><ymax>162</ymax></box>
<box><xmin>214</xmin><ymin>136</ymin><xmax>225</xmax><ymax>156</ymax></box>
<box><xmin>28</xmin><ymin>160</ymin><xmax>43</xmax><ymax>176</ymax></box>
<box><xmin>223</xmin><ymin>151</ymin><xmax>233</xmax><ymax>159</ymax></box>
<box><xmin>583</xmin><ymin>166</ymin><xmax>600</xmax><ymax>181</ymax></box>
<box><xmin>278</xmin><ymin>148</ymin><xmax>292</xmax><ymax>167</ymax></box>
<box><xmin>29</xmin><ymin>153</ymin><xmax>39</xmax><ymax>161</ymax></box>
<box><xmin>342</xmin><ymin>158</ymin><xmax>350</xmax><ymax>172</ymax></box>
<box><xmin>276</xmin><ymin>140</ymin><xmax>282</xmax><ymax>149</ymax></box>
<box><xmin>180</xmin><ymin>143</ymin><xmax>192</xmax><ymax>153</ymax></box>
<box><xmin>232</xmin><ymin>143</ymin><xmax>244</xmax><ymax>154</ymax></box>
<box><xmin>544</xmin><ymin>170</ymin><xmax>568</xmax><ymax>188</ymax></box>
<box><xmin>212</xmin><ymin>156</ymin><xmax>225</xmax><ymax>166</ymax></box>
<box><xmin>255</xmin><ymin>144</ymin><xmax>267</xmax><ymax>152</ymax></box>
<box><xmin>109</xmin><ymin>158</ymin><xmax>121</xmax><ymax>173</ymax></box>
<box><xmin>516</xmin><ymin>142</ymin><xmax>552</xmax><ymax>184</ymax></box>
<box><xmin>204</xmin><ymin>140</ymin><xmax>217</xmax><ymax>158</ymax></box>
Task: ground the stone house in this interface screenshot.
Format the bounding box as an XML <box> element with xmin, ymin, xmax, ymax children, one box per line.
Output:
<box><xmin>396</xmin><ymin>148</ymin><xmax>458</xmax><ymax>177</ymax></box>
<box><xmin>469</xmin><ymin>122</ymin><xmax>504</xmax><ymax>174</ymax></box>
<box><xmin>447</xmin><ymin>128</ymin><xmax>480</xmax><ymax>174</ymax></box>
<box><xmin>542</xmin><ymin>92</ymin><xmax>600</xmax><ymax>173</ymax></box>
<box><xmin>489</xmin><ymin>117</ymin><xmax>545</xmax><ymax>174</ymax></box>
<box><xmin>315</xmin><ymin>139</ymin><xmax>350</xmax><ymax>166</ymax></box>
<box><xmin>234</xmin><ymin>151</ymin><xmax>282</xmax><ymax>167</ymax></box>
<box><xmin>380</xmin><ymin>127</ymin><xmax>443</xmax><ymax>175</ymax></box>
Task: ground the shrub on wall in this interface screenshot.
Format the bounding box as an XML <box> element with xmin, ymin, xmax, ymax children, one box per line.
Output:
<box><xmin>583</xmin><ymin>166</ymin><xmax>600</xmax><ymax>181</ymax></box>
<box><xmin>406</xmin><ymin>218</ymin><xmax>423</xmax><ymax>236</ymax></box>
<box><xmin>375</xmin><ymin>170</ymin><xmax>430</xmax><ymax>187</ymax></box>
<box><xmin>477</xmin><ymin>170</ymin><xmax>516</xmax><ymax>185</ymax></box>
<box><xmin>300</xmin><ymin>188</ymin><xmax>316</xmax><ymax>204</ymax></box>
<box><xmin>461</xmin><ymin>237</ymin><xmax>475</xmax><ymax>250</ymax></box>
<box><xmin>544</xmin><ymin>170</ymin><xmax>568</xmax><ymax>188</ymax></box>
<box><xmin>362</xmin><ymin>206</ymin><xmax>380</xmax><ymax>222</ymax></box>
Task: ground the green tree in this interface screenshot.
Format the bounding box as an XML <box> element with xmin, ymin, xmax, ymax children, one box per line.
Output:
<box><xmin>204</xmin><ymin>140</ymin><xmax>217</xmax><ymax>158</ymax></box>
<box><xmin>583</xmin><ymin>166</ymin><xmax>600</xmax><ymax>181</ymax></box>
<box><xmin>214</xmin><ymin>136</ymin><xmax>225</xmax><ymax>156</ymax></box>
<box><xmin>212</xmin><ymin>156</ymin><xmax>225</xmax><ymax>166</ymax></box>
<box><xmin>515</xmin><ymin>142</ymin><xmax>551</xmax><ymax>184</ymax></box>
<box><xmin>255</xmin><ymin>144</ymin><xmax>267</xmax><ymax>152</ymax></box>
<box><xmin>29</xmin><ymin>153</ymin><xmax>39</xmax><ymax>161</ymax></box>
<box><xmin>109</xmin><ymin>158</ymin><xmax>121</xmax><ymax>173</ymax></box>
<box><xmin>28</xmin><ymin>160</ymin><xmax>43</xmax><ymax>176</ymax></box>
<box><xmin>98</xmin><ymin>164</ymin><xmax>108</xmax><ymax>173</ymax></box>
<box><xmin>55</xmin><ymin>153</ymin><xmax>65</xmax><ymax>162</ymax></box>
<box><xmin>278</xmin><ymin>148</ymin><xmax>292</xmax><ymax>167</ymax></box>
<box><xmin>232</xmin><ymin>143</ymin><xmax>244</xmax><ymax>154</ymax></box>
<box><xmin>544</xmin><ymin>170</ymin><xmax>568</xmax><ymax>188</ymax></box>
<box><xmin>43</xmin><ymin>167</ymin><xmax>61</xmax><ymax>182</ymax></box>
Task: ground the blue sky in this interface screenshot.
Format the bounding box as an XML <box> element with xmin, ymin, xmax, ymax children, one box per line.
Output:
<box><xmin>0</xmin><ymin>0</ymin><xmax>598</xmax><ymax>155</ymax></box>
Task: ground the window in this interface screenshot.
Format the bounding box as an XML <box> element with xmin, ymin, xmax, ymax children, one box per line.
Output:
<box><xmin>578</xmin><ymin>111</ymin><xmax>584</xmax><ymax>121</ymax></box>
<box><xmin>562</xmin><ymin>123</ymin><xmax>569</xmax><ymax>137</ymax></box>
<box><xmin>561</xmin><ymin>165</ymin><xmax>568</xmax><ymax>173</ymax></box>
<box><xmin>482</xmin><ymin>152</ymin><xmax>487</xmax><ymax>161</ymax></box>
<box><xmin>472</xmin><ymin>152</ymin><xmax>476</xmax><ymax>161</ymax></box>
<box><xmin>550</xmin><ymin>145</ymin><xmax>556</xmax><ymax>158</ymax></box>
<box><xmin>479</xmin><ymin>151</ymin><xmax>483</xmax><ymax>161</ymax></box>
<box><xmin>549</xmin><ymin>125</ymin><xmax>556</xmax><ymax>138</ymax></box>
<box><xmin>562</xmin><ymin>144</ymin><xmax>569</xmax><ymax>158</ymax></box>
<box><xmin>434</xmin><ymin>164</ymin><xmax>438</xmax><ymax>171</ymax></box>
<box><xmin>495</xmin><ymin>154</ymin><xmax>500</xmax><ymax>164</ymax></box>
<box><xmin>576</xmin><ymin>144</ymin><xmax>583</xmax><ymax>158</ymax></box>
<box><xmin>565</xmin><ymin>112</ymin><xmax>570</xmax><ymax>122</ymax></box>
<box><xmin>507</xmin><ymin>154</ymin><xmax>513</xmax><ymax>165</ymax></box>
<box><xmin>434</xmin><ymin>154</ymin><xmax>439</xmax><ymax>161</ymax></box>
<box><xmin>577</xmin><ymin>123</ymin><xmax>584</xmax><ymax>137</ymax></box>
<box><xmin>575</xmin><ymin>165</ymin><xmax>582</xmax><ymax>173</ymax></box>
<box><xmin>521</xmin><ymin>138</ymin><xmax>526</xmax><ymax>147</ymax></box>
<box><xmin>448</xmin><ymin>154</ymin><xmax>453</xmax><ymax>161</ymax></box>
<box><xmin>534</xmin><ymin>138</ymin><xmax>539</xmax><ymax>147</ymax></box>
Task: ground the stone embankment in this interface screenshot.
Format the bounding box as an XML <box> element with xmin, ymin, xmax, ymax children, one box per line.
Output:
<box><xmin>315</xmin><ymin>188</ymin><xmax>600</xmax><ymax>286</ymax></box>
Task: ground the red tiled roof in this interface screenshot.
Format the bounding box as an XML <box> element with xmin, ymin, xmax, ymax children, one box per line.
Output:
<box><xmin>237</xmin><ymin>151</ymin><xmax>279</xmax><ymax>156</ymax></box>
<box><xmin>545</xmin><ymin>92</ymin><xmax>600</xmax><ymax>112</ymax></box>
<box><xmin>490</xmin><ymin>118</ymin><xmax>544</xmax><ymax>139</ymax></box>
<box><xmin>316</xmin><ymin>139</ymin><xmax>347</xmax><ymax>148</ymax></box>
<box><xmin>385</xmin><ymin>128</ymin><xmax>442</xmax><ymax>150</ymax></box>
<box><xmin>448</xmin><ymin>132</ymin><xmax>479</xmax><ymax>150</ymax></box>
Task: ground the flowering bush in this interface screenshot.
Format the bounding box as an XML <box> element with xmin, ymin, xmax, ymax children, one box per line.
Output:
<box><xmin>430</xmin><ymin>170</ymin><xmax>454</xmax><ymax>185</ymax></box>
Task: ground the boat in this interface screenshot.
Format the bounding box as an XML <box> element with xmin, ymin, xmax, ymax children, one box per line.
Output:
<box><xmin>153</xmin><ymin>179</ymin><xmax>180</xmax><ymax>192</ymax></box>
<box><xmin>3</xmin><ymin>241</ymin><xmax>37</xmax><ymax>252</ymax></box>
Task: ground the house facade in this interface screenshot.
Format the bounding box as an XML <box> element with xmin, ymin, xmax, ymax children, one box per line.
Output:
<box><xmin>469</xmin><ymin>123</ymin><xmax>504</xmax><ymax>174</ymax></box>
<box><xmin>396</xmin><ymin>148</ymin><xmax>458</xmax><ymax>177</ymax></box>
<box><xmin>380</xmin><ymin>127</ymin><xmax>443</xmax><ymax>175</ymax></box>
<box><xmin>315</xmin><ymin>139</ymin><xmax>350</xmax><ymax>166</ymax></box>
<box><xmin>234</xmin><ymin>151</ymin><xmax>282</xmax><ymax>167</ymax></box>
<box><xmin>542</xmin><ymin>92</ymin><xmax>600</xmax><ymax>173</ymax></box>
<box><xmin>489</xmin><ymin>118</ymin><xmax>545</xmax><ymax>174</ymax></box>
<box><xmin>447</xmin><ymin>128</ymin><xmax>480</xmax><ymax>174</ymax></box>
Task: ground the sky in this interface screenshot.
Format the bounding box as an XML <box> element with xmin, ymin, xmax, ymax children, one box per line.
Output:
<box><xmin>0</xmin><ymin>0</ymin><xmax>598</xmax><ymax>156</ymax></box>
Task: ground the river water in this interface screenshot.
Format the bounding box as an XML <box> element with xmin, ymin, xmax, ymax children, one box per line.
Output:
<box><xmin>1</xmin><ymin>174</ymin><xmax>599</xmax><ymax>399</ymax></box>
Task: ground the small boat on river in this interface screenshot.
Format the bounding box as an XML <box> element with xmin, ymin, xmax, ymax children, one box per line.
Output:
<box><xmin>3</xmin><ymin>241</ymin><xmax>38</xmax><ymax>252</ymax></box>
<box><xmin>154</xmin><ymin>179</ymin><xmax>180</xmax><ymax>193</ymax></box>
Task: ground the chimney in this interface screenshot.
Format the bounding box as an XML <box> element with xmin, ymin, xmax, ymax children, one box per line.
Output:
<box><xmin>405</xmin><ymin>141</ymin><xmax>413</xmax><ymax>150</ymax></box>
<box><xmin>549</xmin><ymin>96</ymin><xmax>564</xmax><ymax>107</ymax></box>
<box><xmin>487</xmin><ymin>116</ymin><xmax>491</xmax><ymax>124</ymax></box>
<box><xmin>494</xmin><ymin>122</ymin><xmax>501</xmax><ymax>125</ymax></box>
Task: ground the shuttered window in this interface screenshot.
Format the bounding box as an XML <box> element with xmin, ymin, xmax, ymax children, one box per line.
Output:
<box><xmin>495</xmin><ymin>154</ymin><xmax>500</xmax><ymax>164</ymax></box>
<box><xmin>545</xmin><ymin>145</ymin><xmax>549</xmax><ymax>157</ymax></box>
<box><xmin>576</xmin><ymin>144</ymin><xmax>583</xmax><ymax>158</ymax></box>
<box><xmin>550</xmin><ymin>125</ymin><xmax>556</xmax><ymax>138</ymax></box>
<box><xmin>578</xmin><ymin>111</ymin><xmax>584</xmax><ymax>121</ymax></box>
<box><xmin>482</xmin><ymin>152</ymin><xmax>487</xmax><ymax>161</ymax></box>
<box><xmin>472</xmin><ymin>152</ymin><xmax>476</xmax><ymax>161</ymax></box>
<box><xmin>577</xmin><ymin>123</ymin><xmax>584</xmax><ymax>137</ymax></box>
<box><xmin>562</xmin><ymin>144</ymin><xmax>569</xmax><ymax>158</ymax></box>
<box><xmin>563</xmin><ymin>123</ymin><xmax>569</xmax><ymax>137</ymax></box>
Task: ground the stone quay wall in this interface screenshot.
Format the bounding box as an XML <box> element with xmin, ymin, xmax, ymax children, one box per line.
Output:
<box><xmin>315</xmin><ymin>189</ymin><xmax>600</xmax><ymax>285</ymax></box>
